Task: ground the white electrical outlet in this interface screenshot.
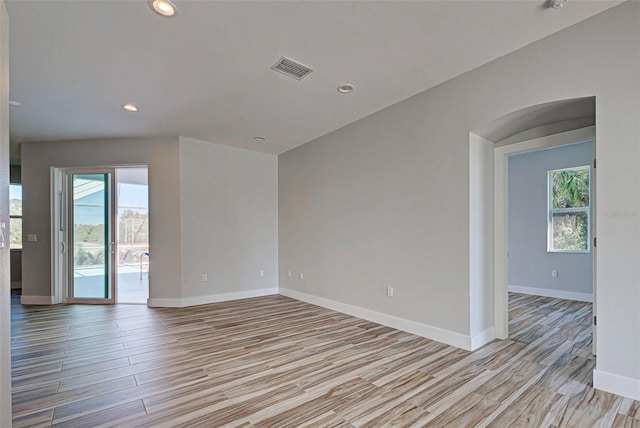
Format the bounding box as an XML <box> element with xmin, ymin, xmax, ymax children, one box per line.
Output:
<box><xmin>551</xmin><ymin>270</ymin><xmax>558</xmax><ymax>278</ymax></box>
<box><xmin>202</xmin><ymin>274</ymin><xmax>208</xmax><ymax>282</ymax></box>
<box><xmin>287</xmin><ymin>270</ymin><xmax>292</xmax><ymax>277</ymax></box>
<box><xmin>299</xmin><ymin>272</ymin><xmax>304</xmax><ymax>280</ymax></box>
<box><xmin>260</xmin><ymin>270</ymin><xmax>265</xmax><ymax>277</ymax></box>
<box><xmin>387</xmin><ymin>286</ymin><xmax>394</xmax><ymax>297</ymax></box>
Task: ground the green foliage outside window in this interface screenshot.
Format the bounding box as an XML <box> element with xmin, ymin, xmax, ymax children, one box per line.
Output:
<box><xmin>551</xmin><ymin>168</ymin><xmax>590</xmax><ymax>209</ymax></box>
<box><xmin>549</xmin><ymin>166</ymin><xmax>590</xmax><ymax>252</ymax></box>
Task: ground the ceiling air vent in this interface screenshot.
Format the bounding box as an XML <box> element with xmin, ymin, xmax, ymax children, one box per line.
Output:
<box><xmin>271</xmin><ymin>56</ymin><xmax>313</xmax><ymax>80</ymax></box>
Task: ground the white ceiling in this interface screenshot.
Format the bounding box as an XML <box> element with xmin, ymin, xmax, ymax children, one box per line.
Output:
<box><xmin>7</xmin><ymin>0</ymin><xmax>622</xmax><ymax>160</ymax></box>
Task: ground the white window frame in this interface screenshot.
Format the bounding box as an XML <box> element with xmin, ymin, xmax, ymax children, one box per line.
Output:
<box><xmin>547</xmin><ymin>165</ymin><xmax>591</xmax><ymax>253</ymax></box>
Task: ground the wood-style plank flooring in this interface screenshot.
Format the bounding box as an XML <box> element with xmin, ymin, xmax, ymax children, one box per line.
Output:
<box><xmin>10</xmin><ymin>292</ymin><xmax>640</xmax><ymax>427</ymax></box>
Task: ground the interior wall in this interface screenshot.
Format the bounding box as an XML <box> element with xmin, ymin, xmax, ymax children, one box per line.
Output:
<box><xmin>280</xmin><ymin>109</ymin><xmax>472</xmax><ymax>339</ymax></box>
<box><xmin>508</xmin><ymin>140</ymin><xmax>594</xmax><ymax>300</ymax></box>
<box><xmin>0</xmin><ymin>0</ymin><xmax>10</xmax><ymax>423</ymax></box>
<box><xmin>21</xmin><ymin>137</ymin><xmax>182</xmax><ymax>302</ymax></box>
<box><xmin>20</xmin><ymin>136</ymin><xmax>279</xmax><ymax>307</ymax></box>
<box><xmin>278</xmin><ymin>0</ymin><xmax>640</xmax><ymax>393</ymax></box>
<box><xmin>174</xmin><ymin>137</ymin><xmax>278</xmax><ymax>305</ymax></box>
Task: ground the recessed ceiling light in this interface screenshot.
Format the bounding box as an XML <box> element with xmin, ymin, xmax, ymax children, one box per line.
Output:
<box><xmin>549</xmin><ymin>0</ymin><xmax>566</xmax><ymax>8</ymax></box>
<box><xmin>254</xmin><ymin>136</ymin><xmax>266</xmax><ymax>142</ymax></box>
<box><xmin>9</xmin><ymin>100</ymin><xmax>21</xmax><ymax>106</ymax></box>
<box><xmin>149</xmin><ymin>0</ymin><xmax>177</xmax><ymax>17</ymax></box>
<box><xmin>337</xmin><ymin>84</ymin><xmax>355</xmax><ymax>94</ymax></box>
<box><xmin>123</xmin><ymin>104</ymin><xmax>138</xmax><ymax>112</ymax></box>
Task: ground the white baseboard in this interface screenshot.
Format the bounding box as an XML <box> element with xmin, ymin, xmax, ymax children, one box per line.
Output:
<box><xmin>147</xmin><ymin>288</ymin><xmax>278</xmax><ymax>308</ymax></box>
<box><xmin>593</xmin><ymin>370</ymin><xmax>640</xmax><ymax>400</ymax></box>
<box><xmin>471</xmin><ymin>327</ymin><xmax>496</xmax><ymax>350</ymax></box>
<box><xmin>20</xmin><ymin>295</ymin><xmax>54</xmax><ymax>305</ymax></box>
<box><xmin>508</xmin><ymin>285</ymin><xmax>592</xmax><ymax>303</ymax></box>
<box><xmin>278</xmin><ymin>287</ymin><xmax>485</xmax><ymax>351</ymax></box>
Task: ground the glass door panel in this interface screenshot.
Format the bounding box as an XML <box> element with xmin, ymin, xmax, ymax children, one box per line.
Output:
<box><xmin>116</xmin><ymin>167</ymin><xmax>149</xmax><ymax>304</ymax></box>
<box><xmin>70</xmin><ymin>172</ymin><xmax>114</xmax><ymax>302</ymax></box>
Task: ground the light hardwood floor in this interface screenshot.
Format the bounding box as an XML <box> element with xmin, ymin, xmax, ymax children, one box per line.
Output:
<box><xmin>10</xmin><ymin>292</ymin><xmax>640</xmax><ymax>427</ymax></box>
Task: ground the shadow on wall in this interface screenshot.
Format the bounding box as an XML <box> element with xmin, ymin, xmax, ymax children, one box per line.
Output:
<box><xmin>476</xmin><ymin>96</ymin><xmax>595</xmax><ymax>147</ymax></box>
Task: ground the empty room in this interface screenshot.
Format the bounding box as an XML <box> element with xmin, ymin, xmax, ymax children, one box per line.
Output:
<box><xmin>0</xmin><ymin>0</ymin><xmax>639</xmax><ymax>426</ymax></box>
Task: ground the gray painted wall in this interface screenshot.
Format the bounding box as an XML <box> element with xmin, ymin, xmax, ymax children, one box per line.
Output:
<box><xmin>21</xmin><ymin>137</ymin><xmax>183</xmax><ymax>301</ymax></box>
<box><xmin>508</xmin><ymin>141</ymin><xmax>594</xmax><ymax>297</ymax></box>
<box><xmin>178</xmin><ymin>137</ymin><xmax>278</xmax><ymax>300</ymax></box>
<box><xmin>279</xmin><ymin>1</ymin><xmax>640</xmax><ymax>384</ymax></box>
<box><xmin>20</xmin><ymin>136</ymin><xmax>279</xmax><ymax>306</ymax></box>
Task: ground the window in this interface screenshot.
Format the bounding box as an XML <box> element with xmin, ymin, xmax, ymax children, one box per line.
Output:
<box><xmin>548</xmin><ymin>166</ymin><xmax>590</xmax><ymax>252</ymax></box>
<box><xmin>10</xmin><ymin>184</ymin><xmax>22</xmax><ymax>249</ymax></box>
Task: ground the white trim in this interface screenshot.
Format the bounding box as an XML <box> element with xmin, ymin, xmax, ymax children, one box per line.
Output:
<box><xmin>20</xmin><ymin>295</ymin><xmax>55</xmax><ymax>305</ymax></box>
<box><xmin>493</xmin><ymin>126</ymin><xmax>595</xmax><ymax>339</ymax></box>
<box><xmin>279</xmin><ymin>287</ymin><xmax>478</xmax><ymax>351</ymax></box>
<box><xmin>508</xmin><ymin>284</ymin><xmax>592</xmax><ymax>303</ymax></box>
<box><xmin>147</xmin><ymin>287</ymin><xmax>278</xmax><ymax>308</ymax></box>
<box><xmin>50</xmin><ymin>167</ymin><xmax>66</xmax><ymax>305</ymax></box>
<box><xmin>593</xmin><ymin>370</ymin><xmax>640</xmax><ymax>400</ymax></box>
<box><xmin>471</xmin><ymin>327</ymin><xmax>496</xmax><ymax>350</ymax></box>
<box><xmin>469</xmin><ymin>133</ymin><xmax>496</xmax><ymax>350</ymax></box>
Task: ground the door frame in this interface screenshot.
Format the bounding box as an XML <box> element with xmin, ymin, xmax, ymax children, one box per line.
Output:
<box><xmin>51</xmin><ymin>164</ymin><xmax>149</xmax><ymax>305</ymax></box>
<box><xmin>65</xmin><ymin>168</ymin><xmax>117</xmax><ymax>304</ymax></box>
<box><xmin>493</xmin><ymin>126</ymin><xmax>596</xmax><ymax>342</ymax></box>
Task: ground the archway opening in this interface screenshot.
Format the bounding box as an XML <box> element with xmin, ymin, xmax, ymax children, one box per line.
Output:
<box><xmin>469</xmin><ymin>96</ymin><xmax>595</xmax><ymax>350</ymax></box>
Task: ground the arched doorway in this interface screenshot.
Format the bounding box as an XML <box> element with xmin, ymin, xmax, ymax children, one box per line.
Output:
<box><xmin>469</xmin><ymin>97</ymin><xmax>596</xmax><ymax>349</ymax></box>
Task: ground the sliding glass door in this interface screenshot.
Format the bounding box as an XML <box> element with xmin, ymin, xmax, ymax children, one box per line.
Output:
<box><xmin>53</xmin><ymin>166</ymin><xmax>150</xmax><ymax>304</ymax></box>
<box><xmin>68</xmin><ymin>169</ymin><xmax>116</xmax><ymax>303</ymax></box>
